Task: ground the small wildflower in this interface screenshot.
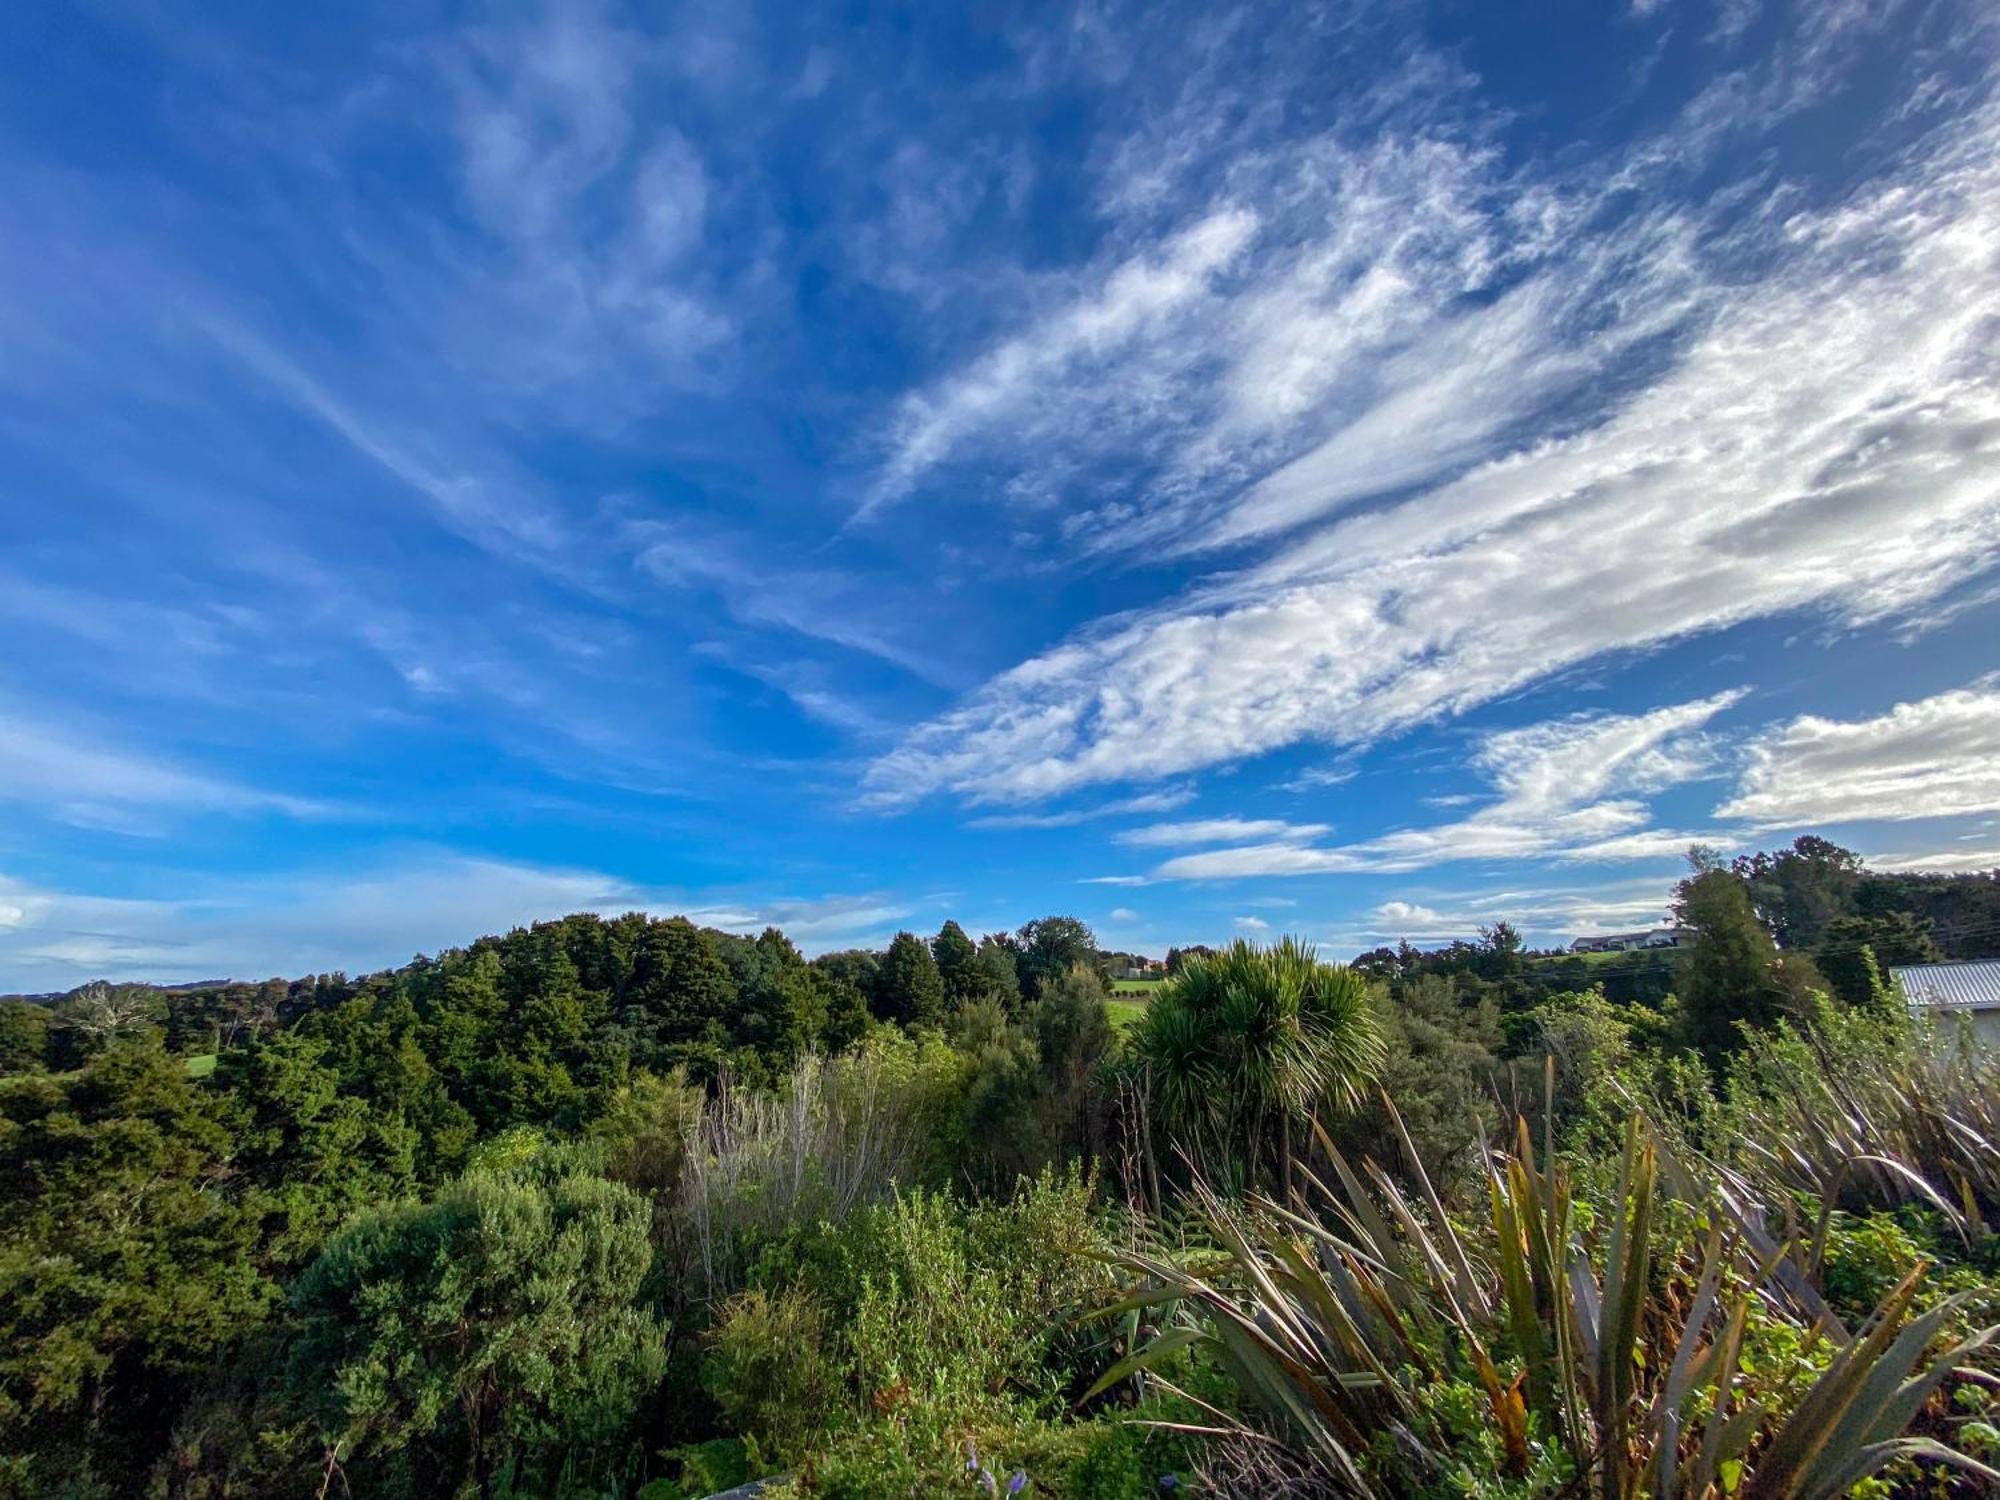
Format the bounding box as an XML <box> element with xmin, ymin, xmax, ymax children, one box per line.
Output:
<box><xmin>1159</xmin><ymin>1477</ymin><xmax>1180</xmax><ymax>1491</ymax></box>
<box><xmin>965</xmin><ymin>1440</ymin><xmax>980</xmax><ymax>1473</ymax></box>
<box><xmin>1009</xmin><ymin>1471</ymin><xmax>1029</xmax><ymax>1495</ymax></box>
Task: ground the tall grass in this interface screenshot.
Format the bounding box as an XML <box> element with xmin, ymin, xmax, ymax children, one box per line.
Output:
<box><xmin>591</xmin><ymin>1032</ymin><xmax>969</xmax><ymax>1301</ymax></box>
<box><xmin>680</xmin><ymin>1039</ymin><xmax>962</xmax><ymax>1293</ymax></box>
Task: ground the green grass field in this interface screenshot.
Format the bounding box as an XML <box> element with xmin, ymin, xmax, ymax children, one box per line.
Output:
<box><xmin>184</xmin><ymin>1052</ymin><xmax>217</xmax><ymax>1078</ymax></box>
<box><xmin>1532</xmin><ymin>947</ymin><xmax>1676</xmax><ymax>968</ymax></box>
<box><xmin>1106</xmin><ymin>998</ymin><xmax>1149</xmax><ymax>1031</ymax></box>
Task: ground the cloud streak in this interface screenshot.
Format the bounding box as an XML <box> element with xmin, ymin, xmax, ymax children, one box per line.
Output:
<box><xmin>866</xmin><ymin>90</ymin><xmax>2000</xmax><ymax>808</ymax></box>
<box><xmin>0</xmin><ymin>699</ymin><xmax>331</xmax><ymax>831</ymax></box>
<box><xmin>1719</xmin><ymin>682</ymin><xmax>2000</xmax><ymax>827</ymax></box>
<box><xmin>1153</xmin><ymin>693</ymin><xmax>1743</xmax><ymax>878</ymax></box>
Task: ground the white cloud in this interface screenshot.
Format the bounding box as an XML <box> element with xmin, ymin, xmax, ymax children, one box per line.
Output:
<box><xmin>1155</xmin><ymin>693</ymin><xmax>1741</xmax><ymax>878</ymax></box>
<box><xmin>1861</xmin><ymin>844</ymin><xmax>2000</xmax><ymax>874</ymax></box>
<box><xmin>1079</xmin><ymin>874</ymin><xmax>1151</xmax><ymax>886</ymax></box>
<box><xmin>864</xmin><ymin>88</ymin><xmax>2000</xmax><ymax>810</ymax></box>
<box><xmin>435</xmin><ymin>2</ymin><xmax>730</xmax><ymax>386</ymax></box>
<box><xmin>1324</xmin><ymin>875</ymin><xmax>1679</xmax><ymax>947</ymax></box>
<box><xmin>1373</xmin><ymin>899</ymin><xmax>1446</xmax><ymax>928</ymax></box>
<box><xmin>1108</xmin><ymin>906</ymin><xmax>1140</xmax><ymax>923</ymax></box>
<box><xmin>1115</xmin><ymin>816</ymin><xmax>1332</xmax><ymax>848</ymax></box>
<box><xmin>1718</xmin><ymin>683</ymin><xmax>2000</xmax><ymax>827</ymax></box>
<box><xmin>968</xmin><ymin>786</ymin><xmax>1195</xmax><ymax>830</ymax></box>
<box><xmin>633</xmin><ymin>520</ymin><xmax>951</xmax><ymax>682</ymax></box>
<box><xmin>863</xmin><ymin>207</ymin><xmax>1261</xmax><ymax>515</ymax></box>
<box><xmin>1276</xmin><ymin>763</ymin><xmax>1360</xmax><ymax>792</ymax></box>
<box><xmin>1233</xmin><ymin>914</ymin><xmax>1270</xmax><ymax>931</ymax></box>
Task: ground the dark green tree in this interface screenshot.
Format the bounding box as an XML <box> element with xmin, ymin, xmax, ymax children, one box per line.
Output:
<box><xmin>0</xmin><ymin>999</ymin><xmax>53</xmax><ymax>1074</ymax></box>
<box><xmin>732</xmin><ymin>930</ymin><xmax>829</xmax><ymax>1070</ymax></box>
<box><xmin>1673</xmin><ymin>866</ymin><xmax>1822</xmax><ymax>1058</ymax></box>
<box><xmin>874</xmin><ymin>931</ymin><xmax>946</xmax><ymax>1028</ymax></box>
<box><xmin>1164</xmin><ymin>944</ymin><xmax>1216</xmax><ymax>975</ymax></box>
<box><xmin>1731</xmin><ymin>835</ymin><xmax>1863</xmax><ymax>950</ymax></box>
<box><xmin>287</xmin><ymin>1172</ymin><xmax>666</xmax><ymax>1498</ymax></box>
<box><xmin>215</xmin><ymin>1031</ymin><xmax>419</xmax><ymax>1269</ymax></box>
<box><xmin>812</xmin><ymin>949</ymin><xmax>882</xmax><ymax>1048</ymax></box>
<box><xmin>623</xmin><ymin>917</ymin><xmax>737</xmax><ymax>1066</ymax></box>
<box><xmin>931</xmin><ymin>920</ymin><xmax>982</xmax><ymax>1006</ymax></box>
<box><xmin>1033</xmin><ymin>963</ymin><xmax>1115</xmax><ymax>1161</ymax></box>
<box><xmin>1815</xmin><ymin>911</ymin><xmax>1942</xmax><ymax>1009</ymax></box>
<box><xmin>975</xmin><ymin>933</ymin><xmax>1024</xmax><ymax>1014</ymax></box>
<box><xmin>0</xmin><ymin>1041</ymin><xmax>272</xmax><ymax>1480</ymax></box>
<box><xmin>1477</xmin><ymin>921</ymin><xmax>1525</xmax><ymax>982</ymax></box>
<box><xmin>1015</xmin><ymin>915</ymin><xmax>1098</xmax><ymax>1002</ymax></box>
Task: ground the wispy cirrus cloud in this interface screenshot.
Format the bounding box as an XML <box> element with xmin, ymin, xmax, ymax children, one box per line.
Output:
<box><xmin>1718</xmin><ymin>681</ymin><xmax>2000</xmax><ymax>828</ymax></box>
<box><xmin>0</xmin><ymin>699</ymin><xmax>332</xmax><ymax>832</ymax></box>
<box><xmin>864</xmin><ymin>83</ymin><xmax>2000</xmax><ymax>808</ymax></box>
<box><xmin>858</xmin><ymin>0</ymin><xmax>2000</xmax><ymax>815</ymax></box>
<box><xmin>862</xmin><ymin>207</ymin><xmax>1261</xmax><ymax>517</ymax></box>
<box><xmin>1116</xmin><ymin>816</ymin><xmax>1331</xmax><ymax>848</ymax></box>
<box><xmin>1861</xmin><ymin>844</ymin><xmax>2000</xmax><ymax>875</ymax></box>
<box><xmin>967</xmin><ymin>787</ymin><xmax>1195</xmax><ymax>830</ymax></box>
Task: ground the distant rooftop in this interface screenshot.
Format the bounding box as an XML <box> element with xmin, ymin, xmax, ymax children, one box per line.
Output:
<box><xmin>1892</xmin><ymin>960</ymin><xmax>2000</xmax><ymax>1011</ymax></box>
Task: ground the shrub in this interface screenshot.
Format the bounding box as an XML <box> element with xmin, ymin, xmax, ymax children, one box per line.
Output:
<box><xmin>706</xmin><ymin>1166</ymin><xmax>1117</xmax><ymax>1479</ymax></box>
<box><xmin>285</xmin><ymin>1171</ymin><xmax>666</xmax><ymax>1497</ymax></box>
<box><xmin>704</xmin><ymin>1286</ymin><xmax>846</xmax><ymax>1464</ymax></box>
<box><xmin>1325</xmin><ymin>974</ymin><xmax>1501</xmax><ymax>1201</ymax></box>
<box><xmin>636</xmin><ymin>1438</ymin><xmax>753</xmax><ymax>1500</ymax></box>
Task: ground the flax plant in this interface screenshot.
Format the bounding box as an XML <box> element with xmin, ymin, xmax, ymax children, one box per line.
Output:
<box><xmin>1095</xmin><ymin>1095</ymin><xmax>1999</xmax><ymax>1498</ymax></box>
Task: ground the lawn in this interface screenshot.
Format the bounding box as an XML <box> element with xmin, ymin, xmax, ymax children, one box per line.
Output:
<box><xmin>1106</xmin><ymin>998</ymin><xmax>1149</xmax><ymax>1031</ymax></box>
<box><xmin>184</xmin><ymin>1052</ymin><xmax>218</xmax><ymax>1078</ymax></box>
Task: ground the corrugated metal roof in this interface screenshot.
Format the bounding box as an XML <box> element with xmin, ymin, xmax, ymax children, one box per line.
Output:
<box><xmin>1892</xmin><ymin>960</ymin><xmax>2000</xmax><ymax>1010</ymax></box>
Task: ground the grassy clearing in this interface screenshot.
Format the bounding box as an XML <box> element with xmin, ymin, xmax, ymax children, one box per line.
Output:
<box><xmin>1532</xmin><ymin>946</ymin><xmax>1676</xmax><ymax>967</ymax></box>
<box><xmin>1108</xmin><ymin>975</ymin><xmax>1166</xmax><ymax>994</ymax></box>
<box><xmin>1105</xmin><ymin>998</ymin><xmax>1148</xmax><ymax>1032</ymax></box>
<box><xmin>184</xmin><ymin>1053</ymin><xmax>217</xmax><ymax>1078</ymax></box>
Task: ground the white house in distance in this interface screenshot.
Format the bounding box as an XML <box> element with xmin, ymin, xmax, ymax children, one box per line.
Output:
<box><xmin>1569</xmin><ymin>928</ymin><xmax>1688</xmax><ymax>954</ymax></box>
<box><xmin>1892</xmin><ymin>959</ymin><xmax>2000</xmax><ymax>1047</ymax></box>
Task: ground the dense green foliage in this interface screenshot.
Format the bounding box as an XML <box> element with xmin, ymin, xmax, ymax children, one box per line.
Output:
<box><xmin>3</xmin><ymin>840</ymin><xmax>1998</xmax><ymax>1497</ymax></box>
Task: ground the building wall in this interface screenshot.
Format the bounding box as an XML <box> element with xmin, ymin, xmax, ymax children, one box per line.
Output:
<box><xmin>1921</xmin><ymin>1008</ymin><xmax>2000</xmax><ymax>1049</ymax></box>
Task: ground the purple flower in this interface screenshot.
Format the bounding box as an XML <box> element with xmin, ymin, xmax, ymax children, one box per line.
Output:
<box><xmin>1159</xmin><ymin>1477</ymin><xmax>1180</xmax><ymax>1491</ymax></box>
<box><xmin>965</xmin><ymin>1441</ymin><xmax>980</xmax><ymax>1472</ymax></box>
<box><xmin>1008</xmin><ymin>1472</ymin><xmax>1028</xmax><ymax>1495</ymax></box>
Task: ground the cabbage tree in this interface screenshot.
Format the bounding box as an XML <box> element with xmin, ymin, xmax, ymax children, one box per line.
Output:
<box><xmin>1131</xmin><ymin>936</ymin><xmax>1383</xmax><ymax>1196</ymax></box>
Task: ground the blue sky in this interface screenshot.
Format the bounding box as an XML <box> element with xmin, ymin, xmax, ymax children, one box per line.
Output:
<box><xmin>4</xmin><ymin>0</ymin><xmax>1999</xmax><ymax>988</ymax></box>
